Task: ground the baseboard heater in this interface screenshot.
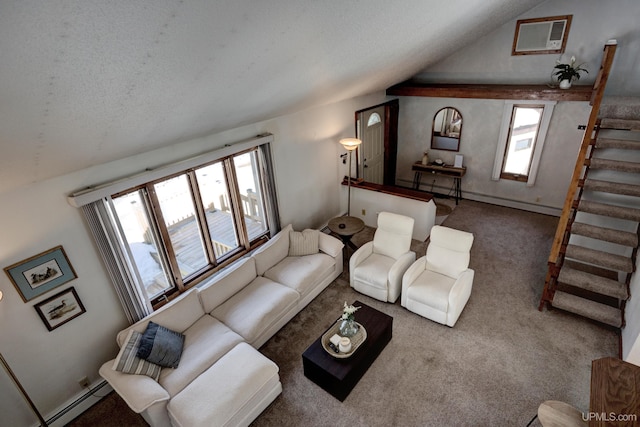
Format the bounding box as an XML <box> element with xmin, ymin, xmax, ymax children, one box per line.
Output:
<box><xmin>45</xmin><ymin>380</ymin><xmax>110</xmax><ymax>426</ymax></box>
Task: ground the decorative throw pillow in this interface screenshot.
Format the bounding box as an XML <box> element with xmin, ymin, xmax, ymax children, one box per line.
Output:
<box><xmin>289</xmin><ymin>229</ymin><xmax>319</xmax><ymax>256</ymax></box>
<box><xmin>136</xmin><ymin>321</ymin><xmax>185</xmax><ymax>369</ymax></box>
<box><xmin>112</xmin><ymin>329</ymin><xmax>161</xmax><ymax>380</ymax></box>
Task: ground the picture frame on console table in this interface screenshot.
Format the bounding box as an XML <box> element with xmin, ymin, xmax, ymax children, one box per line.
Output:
<box><xmin>4</xmin><ymin>245</ymin><xmax>77</xmax><ymax>302</ymax></box>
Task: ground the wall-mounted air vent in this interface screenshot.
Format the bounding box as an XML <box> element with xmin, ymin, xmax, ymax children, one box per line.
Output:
<box><xmin>512</xmin><ymin>15</ymin><xmax>572</xmax><ymax>55</ymax></box>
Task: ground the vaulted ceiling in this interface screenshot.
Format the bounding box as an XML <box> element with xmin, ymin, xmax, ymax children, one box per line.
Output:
<box><xmin>0</xmin><ymin>0</ymin><xmax>545</xmax><ymax>194</ymax></box>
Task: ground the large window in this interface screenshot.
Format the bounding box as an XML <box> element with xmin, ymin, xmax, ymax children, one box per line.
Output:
<box><xmin>110</xmin><ymin>148</ymin><xmax>272</xmax><ymax>305</ymax></box>
<box><xmin>492</xmin><ymin>101</ymin><xmax>556</xmax><ymax>186</ymax></box>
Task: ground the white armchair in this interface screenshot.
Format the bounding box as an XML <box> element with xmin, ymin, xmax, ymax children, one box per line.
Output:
<box><xmin>349</xmin><ymin>212</ymin><xmax>415</xmax><ymax>303</ymax></box>
<box><xmin>401</xmin><ymin>225</ymin><xmax>474</xmax><ymax>327</ymax></box>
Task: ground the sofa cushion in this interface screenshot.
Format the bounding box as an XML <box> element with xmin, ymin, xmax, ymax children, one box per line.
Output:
<box><xmin>264</xmin><ymin>253</ymin><xmax>334</xmax><ymax>297</ymax></box>
<box><xmin>288</xmin><ymin>229</ymin><xmax>319</xmax><ymax>256</ymax></box>
<box><xmin>406</xmin><ymin>269</ymin><xmax>455</xmax><ymax>312</ymax></box>
<box><xmin>373</xmin><ymin>212</ymin><xmax>414</xmax><ymax>260</ymax></box>
<box><xmin>198</xmin><ymin>257</ymin><xmax>257</xmax><ymax>313</ymax></box>
<box><xmin>353</xmin><ymin>253</ymin><xmax>395</xmax><ymax>289</ymax></box>
<box><xmin>426</xmin><ymin>225</ymin><xmax>473</xmax><ymax>278</ymax></box>
<box><xmin>117</xmin><ymin>289</ymin><xmax>204</xmax><ymax>347</ymax></box>
<box><xmin>137</xmin><ymin>322</ymin><xmax>185</xmax><ymax>369</ymax></box>
<box><xmin>112</xmin><ymin>329</ymin><xmax>161</xmax><ymax>380</ymax></box>
<box><xmin>252</xmin><ymin>224</ymin><xmax>292</xmax><ymax>276</ymax></box>
<box><xmin>158</xmin><ymin>315</ymin><xmax>244</xmax><ymax>397</ymax></box>
<box><xmin>167</xmin><ymin>342</ymin><xmax>280</xmax><ymax>427</ymax></box>
<box><xmin>211</xmin><ymin>276</ymin><xmax>299</xmax><ymax>344</ymax></box>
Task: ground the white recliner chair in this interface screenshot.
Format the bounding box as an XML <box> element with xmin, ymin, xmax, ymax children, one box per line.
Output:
<box><xmin>349</xmin><ymin>212</ymin><xmax>416</xmax><ymax>303</ymax></box>
<box><xmin>401</xmin><ymin>225</ymin><xmax>474</xmax><ymax>327</ymax></box>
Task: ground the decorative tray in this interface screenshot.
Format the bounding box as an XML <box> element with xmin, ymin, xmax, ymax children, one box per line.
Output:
<box><xmin>321</xmin><ymin>322</ymin><xmax>367</xmax><ymax>358</ymax></box>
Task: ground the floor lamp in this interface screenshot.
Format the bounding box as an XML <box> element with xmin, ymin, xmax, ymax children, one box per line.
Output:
<box><xmin>339</xmin><ymin>138</ymin><xmax>361</xmax><ymax>216</ymax></box>
<box><xmin>0</xmin><ymin>291</ymin><xmax>48</xmax><ymax>427</ymax></box>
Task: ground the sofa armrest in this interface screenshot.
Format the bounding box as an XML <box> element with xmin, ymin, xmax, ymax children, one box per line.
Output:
<box><xmin>349</xmin><ymin>241</ymin><xmax>372</xmax><ymax>288</ymax></box>
<box><xmin>401</xmin><ymin>256</ymin><xmax>426</xmax><ymax>307</ymax></box>
<box><xmin>387</xmin><ymin>251</ymin><xmax>417</xmax><ymax>303</ymax></box>
<box><xmin>449</xmin><ymin>268</ymin><xmax>474</xmax><ymax>307</ymax></box>
<box><xmin>318</xmin><ymin>232</ymin><xmax>344</xmax><ymax>257</ymax></box>
<box><xmin>99</xmin><ymin>360</ymin><xmax>170</xmax><ymax>413</ymax></box>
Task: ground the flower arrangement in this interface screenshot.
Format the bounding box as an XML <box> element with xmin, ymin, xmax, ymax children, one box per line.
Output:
<box><xmin>342</xmin><ymin>301</ymin><xmax>360</xmax><ymax>321</ymax></box>
<box><xmin>553</xmin><ymin>56</ymin><xmax>588</xmax><ymax>83</ymax></box>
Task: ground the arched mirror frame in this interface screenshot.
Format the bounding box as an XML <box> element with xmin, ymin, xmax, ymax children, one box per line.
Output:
<box><xmin>431</xmin><ymin>107</ymin><xmax>462</xmax><ymax>152</ymax></box>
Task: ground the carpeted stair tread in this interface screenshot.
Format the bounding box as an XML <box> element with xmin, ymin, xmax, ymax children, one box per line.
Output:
<box><xmin>558</xmin><ymin>266</ymin><xmax>628</xmax><ymax>300</ymax></box>
<box><xmin>600</xmin><ymin>118</ymin><xmax>640</xmax><ymax>131</ymax></box>
<box><xmin>578</xmin><ymin>200</ymin><xmax>640</xmax><ymax>221</ymax></box>
<box><xmin>588</xmin><ymin>158</ymin><xmax>640</xmax><ymax>173</ymax></box>
<box><xmin>551</xmin><ymin>290</ymin><xmax>622</xmax><ymax>327</ymax></box>
<box><xmin>582</xmin><ymin>178</ymin><xmax>640</xmax><ymax>197</ymax></box>
<box><xmin>570</xmin><ymin>222</ymin><xmax>638</xmax><ymax>247</ymax></box>
<box><xmin>565</xmin><ymin>244</ymin><xmax>633</xmax><ymax>273</ymax></box>
<box><xmin>595</xmin><ymin>137</ymin><xmax>640</xmax><ymax>150</ymax></box>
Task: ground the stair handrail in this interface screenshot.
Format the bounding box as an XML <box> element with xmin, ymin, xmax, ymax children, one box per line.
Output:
<box><xmin>546</xmin><ymin>41</ymin><xmax>617</xmax><ymax>267</ymax></box>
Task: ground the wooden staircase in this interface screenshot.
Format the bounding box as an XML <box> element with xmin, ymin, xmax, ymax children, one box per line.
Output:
<box><xmin>539</xmin><ymin>42</ymin><xmax>640</xmax><ymax>328</ymax></box>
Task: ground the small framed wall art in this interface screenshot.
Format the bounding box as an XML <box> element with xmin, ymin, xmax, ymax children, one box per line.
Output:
<box><xmin>4</xmin><ymin>245</ymin><xmax>77</xmax><ymax>302</ymax></box>
<box><xmin>34</xmin><ymin>287</ymin><xmax>85</xmax><ymax>331</ymax></box>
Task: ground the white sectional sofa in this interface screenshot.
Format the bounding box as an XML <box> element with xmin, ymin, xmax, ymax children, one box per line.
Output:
<box><xmin>99</xmin><ymin>224</ymin><xmax>343</xmax><ymax>427</ymax></box>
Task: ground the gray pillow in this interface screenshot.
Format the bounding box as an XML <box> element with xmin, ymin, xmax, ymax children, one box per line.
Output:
<box><xmin>112</xmin><ymin>329</ymin><xmax>161</xmax><ymax>380</ymax></box>
<box><xmin>137</xmin><ymin>321</ymin><xmax>185</xmax><ymax>369</ymax></box>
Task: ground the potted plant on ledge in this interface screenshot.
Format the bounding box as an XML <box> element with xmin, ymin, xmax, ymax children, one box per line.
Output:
<box><xmin>553</xmin><ymin>56</ymin><xmax>588</xmax><ymax>89</ymax></box>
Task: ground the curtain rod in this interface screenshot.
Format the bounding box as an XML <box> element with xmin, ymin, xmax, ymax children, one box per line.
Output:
<box><xmin>67</xmin><ymin>133</ymin><xmax>273</xmax><ymax>208</ymax></box>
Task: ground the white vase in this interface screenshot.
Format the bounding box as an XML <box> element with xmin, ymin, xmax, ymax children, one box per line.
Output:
<box><xmin>559</xmin><ymin>79</ymin><xmax>572</xmax><ymax>89</ymax></box>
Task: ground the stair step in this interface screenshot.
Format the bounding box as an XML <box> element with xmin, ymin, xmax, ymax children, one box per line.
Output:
<box><xmin>578</xmin><ymin>200</ymin><xmax>640</xmax><ymax>221</ymax></box>
<box><xmin>571</xmin><ymin>222</ymin><xmax>639</xmax><ymax>247</ymax></box>
<box><xmin>565</xmin><ymin>244</ymin><xmax>633</xmax><ymax>273</ymax></box>
<box><xmin>582</xmin><ymin>178</ymin><xmax>640</xmax><ymax>197</ymax></box>
<box><xmin>595</xmin><ymin>137</ymin><xmax>640</xmax><ymax>150</ymax></box>
<box><xmin>588</xmin><ymin>158</ymin><xmax>640</xmax><ymax>173</ymax></box>
<box><xmin>551</xmin><ymin>291</ymin><xmax>622</xmax><ymax>328</ymax></box>
<box><xmin>558</xmin><ymin>266</ymin><xmax>628</xmax><ymax>300</ymax></box>
<box><xmin>600</xmin><ymin>118</ymin><xmax>640</xmax><ymax>131</ymax></box>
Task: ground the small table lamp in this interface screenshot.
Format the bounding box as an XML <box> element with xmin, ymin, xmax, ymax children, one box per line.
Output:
<box><xmin>339</xmin><ymin>138</ymin><xmax>361</xmax><ymax>216</ymax></box>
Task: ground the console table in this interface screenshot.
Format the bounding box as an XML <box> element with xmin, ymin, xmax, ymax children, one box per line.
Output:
<box><xmin>411</xmin><ymin>162</ymin><xmax>466</xmax><ymax>204</ymax></box>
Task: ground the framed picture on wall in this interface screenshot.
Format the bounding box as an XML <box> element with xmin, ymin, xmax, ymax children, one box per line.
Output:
<box><xmin>34</xmin><ymin>287</ymin><xmax>86</xmax><ymax>331</ymax></box>
<box><xmin>4</xmin><ymin>246</ymin><xmax>77</xmax><ymax>302</ymax></box>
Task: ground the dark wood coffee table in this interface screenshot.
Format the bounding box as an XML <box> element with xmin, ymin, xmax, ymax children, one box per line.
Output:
<box><xmin>302</xmin><ymin>300</ymin><xmax>392</xmax><ymax>401</ymax></box>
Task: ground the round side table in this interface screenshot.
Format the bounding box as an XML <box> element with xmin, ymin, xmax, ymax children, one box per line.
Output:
<box><xmin>328</xmin><ymin>216</ymin><xmax>365</xmax><ymax>263</ymax></box>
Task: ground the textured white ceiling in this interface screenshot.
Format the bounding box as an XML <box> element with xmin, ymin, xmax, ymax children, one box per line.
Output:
<box><xmin>0</xmin><ymin>0</ymin><xmax>544</xmax><ymax>194</ymax></box>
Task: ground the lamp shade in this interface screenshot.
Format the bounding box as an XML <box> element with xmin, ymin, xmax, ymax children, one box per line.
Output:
<box><xmin>339</xmin><ymin>138</ymin><xmax>361</xmax><ymax>151</ymax></box>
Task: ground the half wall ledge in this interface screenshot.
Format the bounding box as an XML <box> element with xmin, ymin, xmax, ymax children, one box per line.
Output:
<box><xmin>342</xmin><ymin>180</ymin><xmax>435</xmax><ymax>241</ymax></box>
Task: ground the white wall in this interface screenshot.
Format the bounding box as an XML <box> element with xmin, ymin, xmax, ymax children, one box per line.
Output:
<box><xmin>0</xmin><ymin>91</ymin><xmax>385</xmax><ymax>426</ymax></box>
<box><xmin>395</xmin><ymin>96</ymin><xmax>591</xmax><ymax>212</ymax></box>
<box><xmin>415</xmin><ymin>0</ymin><xmax>640</xmax><ymax>97</ymax></box>
<box><xmin>349</xmin><ymin>187</ymin><xmax>436</xmax><ymax>241</ymax></box>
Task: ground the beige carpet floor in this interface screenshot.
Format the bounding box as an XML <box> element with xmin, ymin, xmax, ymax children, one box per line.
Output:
<box><xmin>253</xmin><ymin>200</ymin><xmax>618</xmax><ymax>426</ymax></box>
<box><xmin>67</xmin><ymin>200</ymin><xmax>619</xmax><ymax>426</ymax></box>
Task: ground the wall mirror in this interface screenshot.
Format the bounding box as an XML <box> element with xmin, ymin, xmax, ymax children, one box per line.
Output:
<box><xmin>431</xmin><ymin>107</ymin><xmax>462</xmax><ymax>151</ymax></box>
